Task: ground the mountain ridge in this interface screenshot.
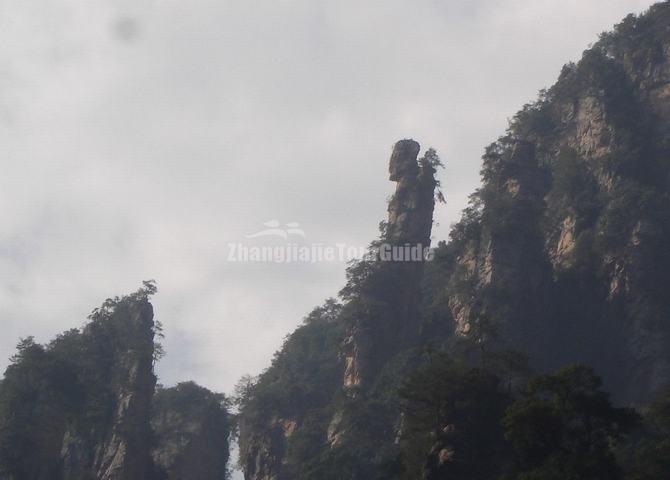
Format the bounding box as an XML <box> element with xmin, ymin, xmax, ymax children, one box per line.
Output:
<box><xmin>238</xmin><ymin>3</ymin><xmax>670</xmax><ymax>478</ymax></box>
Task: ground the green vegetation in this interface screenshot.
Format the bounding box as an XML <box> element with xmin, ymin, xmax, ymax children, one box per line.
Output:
<box><xmin>152</xmin><ymin>382</ymin><xmax>232</xmax><ymax>480</ymax></box>
<box><xmin>0</xmin><ymin>282</ymin><xmax>158</xmax><ymax>478</ymax></box>
<box><xmin>620</xmin><ymin>387</ymin><xmax>670</xmax><ymax>480</ymax></box>
<box><xmin>237</xmin><ymin>299</ymin><xmax>346</xmax><ymax>477</ymax></box>
<box><xmin>503</xmin><ymin>365</ymin><xmax>638</xmax><ymax>480</ymax></box>
<box><xmin>0</xmin><ymin>282</ymin><xmax>234</xmax><ymax>480</ymax></box>
<box><xmin>397</xmin><ymin>352</ymin><xmax>511</xmax><ymax>479</ymax></box>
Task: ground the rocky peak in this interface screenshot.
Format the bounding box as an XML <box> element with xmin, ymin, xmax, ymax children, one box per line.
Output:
<box><xmin>386</xmin><ymin>139</ymin><xmax>437</xmax><ymax>246</ymax></box>
<box><xmin>61</xmin><ymin>298</ymin><xmax>156</xmax><ymax>480</ymax></box>
<box><xmin>342</xmin><ymin>139</ymin><xmax>438</xmax><ymax>389</ymax></box>
<box><xmin>388</xmin><ymin>139</ymin><xmax>420</xmax><ymax>182</ymax></box>
<box><xmin>0</xmin><ymin>284</ymin><xmax>233</xmax><ymax>480</ymax></box>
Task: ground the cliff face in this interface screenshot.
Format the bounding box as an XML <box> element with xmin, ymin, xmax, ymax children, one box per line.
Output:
<box><xmin>239</xmin><ymin>142</ymin><xmax>439</xmax><ymax>480</ymax></box>
<box><xmin>435</xmin><ymin>4</ymin><xmax>670</xmax><ymax>402</ymax></box>
<box><xmin>342</xmin><ymin>139</ymin><xmax>438</xmax><ymax>388</ymax></box>
<box><xmin>60</xmin><ymin>298</ymin><xmax>156</xmax><ymax>480</ymax></box>
<box><xmin>0</xmin><ymin>285</ymin><xmax>231</xmax><ymax>480</ymax></box>
<box><xmin>0</xmin><ymin>287</ymin><xmax>159</xmax><ymax>480</ymax></box>
<box><xmin>239</xmin><ymin>5</ymin><xmax>670</xmax><ymax>479</ymax></box>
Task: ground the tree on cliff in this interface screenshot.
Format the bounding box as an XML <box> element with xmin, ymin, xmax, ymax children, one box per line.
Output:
<box><xmin>503</xmin><ymin>365</ymin><xmax>638</xmax><ymax>480</ymax></box>
<box><xmin>396</xmin><ymin>352</ymin><xmax>511</xmax><ymax>480</ymax></box>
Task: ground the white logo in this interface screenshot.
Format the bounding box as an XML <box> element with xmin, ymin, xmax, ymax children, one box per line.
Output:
<box><xmin>245</xmin><ymin>220</ymin><xmax>306</xmax><ymax>239</ymax></box>
<box><xmin>228</xmin><ymin>219</ymin><xmax>433</xmax><ymax>263</ymax></box>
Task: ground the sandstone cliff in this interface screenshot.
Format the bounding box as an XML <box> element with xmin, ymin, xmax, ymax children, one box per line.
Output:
<box><xmin>342</xmin><ymin>139</ymin><xmax>438</xmax><ymax>388</ymax></box>
<box><xmin>0</xmin><ymin>284</ymin><xmax>232</xmax><ymax>480</ymax></box>
<box><xmin>433</xmin><ymin>4</ymin><xmax>670</xmax><ymax>402</ymax></box>
<box><xmin>60</xmin><ymin>296</ymin><xmax>156</xmax><ymax>480</ymax></box>
<box><xmin>239</xmin><ymin>142</ymin><xmax>439</xmax><ymax>479</ymax></box>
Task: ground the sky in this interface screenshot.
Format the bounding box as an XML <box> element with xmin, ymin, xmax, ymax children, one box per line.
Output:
<box><xmin>0</xmin><ymin>0</ymin><xmax>656</xmax><ymax>399</ymax></box>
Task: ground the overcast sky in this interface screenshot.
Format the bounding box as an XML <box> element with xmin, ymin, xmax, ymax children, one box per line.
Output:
<box><xmin>0</xmin><ymin>0</ymin><xmax>656</xmax><ymax>398</ymax></box>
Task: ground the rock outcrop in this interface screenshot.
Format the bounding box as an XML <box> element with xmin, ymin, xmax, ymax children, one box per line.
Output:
<box><xmin>61</xmin><ymin>299</ymin><xmax>156</xmax><ymax>480</ymax></box>
<box><xmin>342</xmin><ymin>139</ymin><xmax>438</xmax><ymax>388</ymax></box>
<box><xmin>0</xmin><ymin>285</ymin><xmax>232</xmax><ymax>480</ymax></box>
<box><xmin>239</xmin><ymin>142</ymin><xmax>439</xmax><ymax>480</ymax></box>
<box><xmin>434</xmin><ymin>3</ymin><xmax>670</xmax><ymax>402</ymax></box>
<box><xmin>386</xmin><ymin>139</ymin><xmax>437</xmax><ymax>246</ymax></box>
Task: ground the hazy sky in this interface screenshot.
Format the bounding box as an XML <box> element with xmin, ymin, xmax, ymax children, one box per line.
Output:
<box><xmin>0</xmin><ymin>0</ymin><xmax>656</xmax><ymax>397</ymax></box>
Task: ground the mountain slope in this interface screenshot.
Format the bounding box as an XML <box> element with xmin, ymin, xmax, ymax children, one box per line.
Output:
<box><xmin>238</xmin><ymin>4</ymin><xmax>670</xmax><ymax>479</ymax></box>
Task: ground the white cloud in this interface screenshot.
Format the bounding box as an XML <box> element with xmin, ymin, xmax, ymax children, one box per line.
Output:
<box><xmin>0</xmin><ymin>0</ymin><xmax>655</xmax><ymax>398</ymax></box>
